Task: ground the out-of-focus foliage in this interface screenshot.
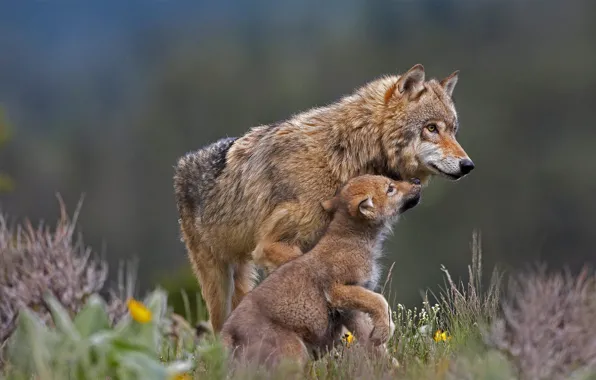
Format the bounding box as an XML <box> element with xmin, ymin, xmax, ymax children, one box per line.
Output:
<box><xmin>487</xmin><ymin>267</ymin><xmax>596</xmax><ymax>379</ymax></box>
<box><xmin>158</xmin><ymin>267</ymin><xmax>208</xmax><ymax>326</ymax></box>
<box><xmin>0</xmin><ymin>200</ymin><xmax>129</xmax><ymax>345</ymax></box>
<box><xmin>3</xmin><ymin>290</ymin><xmax>193</xmax><ymax>380</ymax></box>
<box><xmin>0</xmin><ymin>108</ymin><xmax>13</xmax><ymax>193</ymax></box>
<box><xmin>0</xmin><ymin>0</ymin><xmax>595</xmax><ymax>305</ymax></box>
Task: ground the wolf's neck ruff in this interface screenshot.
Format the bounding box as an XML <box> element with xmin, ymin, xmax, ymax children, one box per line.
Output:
<box><xmin>309</xmin><ymin>81</ymin><xmax>414</xmax><ymax>184</ymax></box>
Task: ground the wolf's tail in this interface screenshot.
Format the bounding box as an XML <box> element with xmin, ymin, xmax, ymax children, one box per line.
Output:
<box><xmin>173</xmin><ymin>137</ymin><xmax>237</xmax><ymax>222</ymax></box>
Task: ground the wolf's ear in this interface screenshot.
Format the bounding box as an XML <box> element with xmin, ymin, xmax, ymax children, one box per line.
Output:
<box><xmin>396</xmin><ymin>64</ymin><xmax>425</xmax><ymax>98</ymax></box>
<box><xmin>321</xmin><ymin>197</ymin><xmax>338</xmax><ymax>213</ymax></box>
<box><xmin>357</xmin><ymin>196</ymin><xmax>375</xmax><ymax>219</ymax></box>
<box><xmin>440</xmin><ymin>70</ymin><xmax>459</xmax><ymax>97</ymax></box>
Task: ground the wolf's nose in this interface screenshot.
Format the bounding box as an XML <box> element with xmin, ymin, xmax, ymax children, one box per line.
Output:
<box><xmin>409</xmin><ymin>178</ymin><xmax>421</xmax><ymax>185</ymax></box>
<box><xmin>459</xmin><ymin>158</ymin><xmax>475</xmax><ymax>175</ymax></box>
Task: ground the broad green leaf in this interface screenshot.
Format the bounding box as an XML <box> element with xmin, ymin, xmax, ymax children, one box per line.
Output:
<box><xmin>6</xmin><ymin>308</ymin><xmax>58</xmax><ymax>378</ymax></box>
<box><xmin>117</xmin><ymin>289</ymin><xmax>169</xmax><ymax>353</ymax></box>
<box><xmin>116</xmin><ymin>351</ymin><xmax>168</xmax><ymax>380</ymax></box>
<box><xmin>111</xmin><ymin>334</ymin><xmax>156</xmax><ymax>356</ymax></box>
<box><xmin>74</xmin><ymin>294</ymin><xmax>110</xmax><ymax>337</ymax></box>
<box><xmin>44</xmin><ymin>292</ymin><xmax>81</xmax><ymax>341</ymax></box>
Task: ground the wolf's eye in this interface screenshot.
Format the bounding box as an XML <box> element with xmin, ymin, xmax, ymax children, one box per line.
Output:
<box><xmin>426</xmin><ymin>124</ymin><xmax>438</xmax><ymax>133</ymax></box>
<box><xmin>387</xmin><ymin>185</ymin><xmax>396</xmax><ymax>195</ymax></box>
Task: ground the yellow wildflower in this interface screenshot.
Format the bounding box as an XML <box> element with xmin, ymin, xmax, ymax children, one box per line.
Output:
<box><xmin>433</xmin><ymin>329</ymin><xmax>451</xmax><ymax>343</ymax></box>
<box><xmin>127</xmin><ymin>298</ymin><xmax>152</xmax><ymax>324</ymax></box>
<box><xmin>342</xmin><ymin>331</ymin><xmax>355</xmax><ymax>347</ymax></box>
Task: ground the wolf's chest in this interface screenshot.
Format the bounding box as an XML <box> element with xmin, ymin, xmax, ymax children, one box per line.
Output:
<box><xmin>290</xmin><ymin>210</ymin><xmax>334</xmax><ymax>252</ymax></box>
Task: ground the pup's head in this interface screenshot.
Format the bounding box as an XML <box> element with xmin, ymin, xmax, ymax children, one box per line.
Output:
<box><xmin>321</xmin><ymin>175</ymin><xmax>422</xmax><ymax>223</ymax></box>
<box><xmin>378</xmin><ymin>64</ymin><xmax>474</xmax><ymax>183</ymax></box>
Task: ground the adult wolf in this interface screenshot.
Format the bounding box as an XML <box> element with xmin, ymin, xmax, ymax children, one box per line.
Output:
<box><xmin>174</xmin><ymin>64</ymin><xmax>474</xmax><ymax>332</ymax></box>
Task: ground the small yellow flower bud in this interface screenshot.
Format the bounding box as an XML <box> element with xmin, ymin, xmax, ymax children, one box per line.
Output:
<box><xmin>342</xmin><ymin>331</ymin><xmax>355</xmax><ymax>347</ymax></box>
<box><xmin>127</xmin><ymin>298</ymin><xmax>152</xmax><ymax>324</ymax></box>
<box><xmin>433</xmin><ymin>329</ymin><xmax>451</xmax><ymax>342</ymax></box>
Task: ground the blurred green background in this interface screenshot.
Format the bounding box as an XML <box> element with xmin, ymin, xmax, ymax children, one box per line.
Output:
<box><xmin>1</xmin><ymin>0</ymin><xmax>595</xmax><ymax>309</ymax></box>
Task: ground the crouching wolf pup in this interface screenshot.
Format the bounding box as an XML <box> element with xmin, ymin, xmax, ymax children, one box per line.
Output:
<box><xmin>220</xmin><ymin>175</ymin><xmax>421</xmax><ymax>368</ymax></box>
<box><xmin>174</xmin><ymin>64</ymin><xmax>474</xmax><ymax>332</ymax></box>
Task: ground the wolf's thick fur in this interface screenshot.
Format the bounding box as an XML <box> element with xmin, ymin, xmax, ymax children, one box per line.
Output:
<box><xmin>220</xmin><ymin>175</ymin><xmax>421</xmax><ymax>368</ymax></box>
<box><xmin>174</xmin><ymin>64</ymin><xmax>474</xmax><ymax>332</ymax></box>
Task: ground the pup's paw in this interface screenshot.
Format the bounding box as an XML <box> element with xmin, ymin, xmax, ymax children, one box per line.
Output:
<box><xmin>390</xmin><ymin>356</ymin><xmax>400</xmax><ymax>368</ymax></box>
<box><xmin>388</xmin><ymin>308</ymin><xmax>396</xmax><ymax>337</ymax></box>
<box><xmin>369</xmin><ymin>324</ymin><xmax>391</xmax><ymax>346</ymax></box>
<box><xmin>367</xmin><ymin>343</ymin><xmax>399</xmax><ymax>368</ymax></box>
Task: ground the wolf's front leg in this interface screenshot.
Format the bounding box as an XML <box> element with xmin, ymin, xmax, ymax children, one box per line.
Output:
<box><xmin>252</xmin><ymin>241</ymin><xmax>302</xmax><ymax>273</ymax></box>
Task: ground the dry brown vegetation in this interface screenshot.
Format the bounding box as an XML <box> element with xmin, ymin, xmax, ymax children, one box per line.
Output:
<box><xmin>0</xmin><ymin>197</ymin><xmax>129</xmax><ymax>348</ymax></box>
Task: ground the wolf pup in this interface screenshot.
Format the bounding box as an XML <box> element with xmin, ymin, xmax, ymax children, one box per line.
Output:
<box><xmin>174</xmin><ymin>64</ymin><xmax>474</xmax><ymax>332</ymax></box>
<box><xmin>220</xmin><ymin>175</ymin><xmax>421</xmax><ymax>368</ymax></box>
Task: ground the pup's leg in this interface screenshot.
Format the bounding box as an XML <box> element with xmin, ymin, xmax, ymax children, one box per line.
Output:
<box><xmin>190</xmin><ymin>244</ymin><xmax>234</xmax><ymax>333</ymax></box>
<box><xmin>342</xmin><ymin>310</ymin><xmax>399</xmax><ymax>367</ymax></box>
<box><xmin>237</xmin><ymin>330</ymin><xmax>309</xmax><ymax>369</ymax></box>
<box><xmin>275</xmin><ymin>332</ymin><xmax>310</xmax><ymax>367</ymax></box>
<box><xmin>231</xmin><ymin>261</ymin><xmax>258</xmax><ymax>310</ymax></box>
<box><xmin>328</xmin><ymin>285</ymin><xmax>394</xmax><ymax>346</ymax></box>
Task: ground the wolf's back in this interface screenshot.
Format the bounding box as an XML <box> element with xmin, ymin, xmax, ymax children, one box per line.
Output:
<box><xmin>174</xmin><ymin>137</ymin><xmax>237</xmax><ymax>222</ymax></box>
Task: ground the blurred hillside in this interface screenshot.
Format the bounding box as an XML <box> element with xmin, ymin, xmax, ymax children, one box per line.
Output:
<box><xmin>1</xmin><ymin>0</ymin><xmax>595</xmax><ymax>307</ymax></box>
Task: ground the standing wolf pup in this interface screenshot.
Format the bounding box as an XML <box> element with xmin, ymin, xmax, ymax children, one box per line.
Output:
<box><xmin>221</xmin><ymin>175</ymin><xmax>421</xmax><ymax>368</ymax></box>
<box><xmin>174</xmin><ymin>64</ymin><xmax>474</xmax><ymax>332</ymax></box>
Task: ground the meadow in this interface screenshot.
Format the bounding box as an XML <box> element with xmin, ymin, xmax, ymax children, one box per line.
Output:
<box><xmin>1</xmin><ymin>202</ymin><xmax>596</xmax><ymax>380</ymax></box>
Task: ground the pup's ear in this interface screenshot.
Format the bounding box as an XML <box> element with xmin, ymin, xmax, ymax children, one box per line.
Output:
<box><xmin>396</xmin><ymin>64</ymin><xmax>425</xmax><ymax>98</ymax></box>
<box><xmin>440</xmin><ymin>70</ymin><xmax>459</xmax><ymax>97</ymax></box>
<box><xmin>357</xmin><ymin>196</ymin><xmax>375</xmax><ymax>219</ymax></box>
<box><xmin>321</xmin><ymin>197</ymin><xmax>338</xmax><ymax>213</ymax></box>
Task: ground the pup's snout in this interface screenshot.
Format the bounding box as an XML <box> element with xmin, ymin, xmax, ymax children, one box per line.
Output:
<box><xmin>409</xmin><ymin>178</ymin><xmax>421</xmax><ymax>185</ymax></box>
<box><xmin>459</xmin><ymin>158</ymin><xmax>475</xmax><ymax>175</ymax></box>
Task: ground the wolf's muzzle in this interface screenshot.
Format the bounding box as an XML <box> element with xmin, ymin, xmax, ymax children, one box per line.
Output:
<box><xmin>459</xmin><ymin>158</ymin><xmax>475</xmax><ymax>175</ymax></box>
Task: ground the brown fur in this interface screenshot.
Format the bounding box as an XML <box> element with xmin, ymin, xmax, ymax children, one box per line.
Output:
<box><xmin>173</xmin><ymin>64</ymin><xmax>474</xmax><ymax>332</ymax></box>
<box><xmin>220</xmin><ymin>175</ymin><xmax>421</xmax><ymax>368</ymax></box>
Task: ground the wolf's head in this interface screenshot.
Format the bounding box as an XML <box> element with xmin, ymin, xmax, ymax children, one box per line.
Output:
<box><xmin>377</xmin><ymin>64</ymin><xmax>474</xmax><ymax>184</ymax></box>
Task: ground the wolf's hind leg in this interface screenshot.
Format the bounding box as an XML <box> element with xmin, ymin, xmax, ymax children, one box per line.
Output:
<box><xmin>191</xmin><ymin>245</ymin><xmax>234</xmax><ymax>333</ymax></box>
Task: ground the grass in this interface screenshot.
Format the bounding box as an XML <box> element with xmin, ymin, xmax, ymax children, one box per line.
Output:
<box><xmin>2</xmin><ymin>205</ymin><xmax>596</xmax><ymax>379</ymax></box>
<box><xmin>155</xmin><ymin>233</ymin><xmax>511</xmax><ymax>380</ymax></box>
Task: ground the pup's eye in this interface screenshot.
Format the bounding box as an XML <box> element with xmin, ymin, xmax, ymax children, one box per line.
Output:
<box><xmin>426</xmin><ymin>124</ymin><xmax>438</xmax><ymax>133</ymax></box>
<box><xmin>387</xmin><ymin>185</ymin><xmax>396</xmax><ymax>195</ymax></box>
